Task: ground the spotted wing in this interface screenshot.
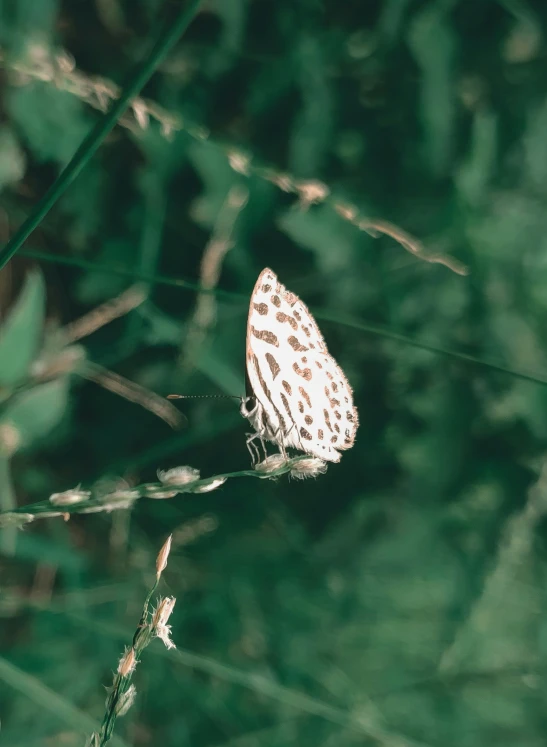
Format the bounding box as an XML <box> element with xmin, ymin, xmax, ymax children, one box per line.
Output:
<box><xmin>246</xmin><ymin>268</ymin><xmax>358</xmax><ymax>462</ymax></box>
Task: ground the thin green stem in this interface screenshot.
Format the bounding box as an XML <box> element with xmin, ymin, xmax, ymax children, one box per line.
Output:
<box><xmin>317</xmin><ymin>309</ymin><xmax>547</xmax><ymax>388</ymax></box>
<box><xmin>19</xmin><ymin>247</ymin><xmax>547</xmax><ymax>390</ymax></box>
<box><xmin>0</xmin><ymin>455</ymin><xmax>318</xmax><ymax>523</ymax></box>
<box><xmin>90</xmin><ymin>542</ymin><xmax>174</xmax><ymax>747</ymax></box>
<box><xmin>0</xmin><ymin>0</ymin><xmax>202</xmax><ymax>272</ymax></box>
<box><xmin>18</xmin><ymin>248</ymin><xmax>245</xmax><ymax>300</ymax></box>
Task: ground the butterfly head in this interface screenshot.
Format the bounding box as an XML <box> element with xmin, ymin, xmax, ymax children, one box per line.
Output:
<box><xmin>241</xmin><ymin>367</ymin><xmax>263</xmax><ymax>424</ymax></box>
<box><xmin>239</xmin><ymin>395</ymin><xmax>258</xmax><ymax>419</ymax></box>
<box><xmin>240</xmin><ymin>394</ymin><xmax>269</xmax><ymax>440</ymax></box>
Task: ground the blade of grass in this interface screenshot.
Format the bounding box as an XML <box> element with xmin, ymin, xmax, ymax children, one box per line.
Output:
<box><xmin>0</xmin><ymin>655</ymin><xmax>129</xmax><ymax>747</ymax></box>
<box><xmin>21</xmin><ymin>245</ymin><xmax>547</xmax><ymax>391</ymax></box>
<box><xmin>18</xmin><ymin>249</ymin><xmax>547</xmax><ymax>388</ymax></box>
<box><xmin>0</xmin><ymin>452</ymin><xmax>16</xmax><ymax>555</ymax></box>
<box><xmin>19</xmin><ymin>248</ymin><xmax>246</xmax><ymax>300</ymax></box>
<box><xmin>0</xmin><ymin>0</ymin><xmax>202</xmax><ymax>272</ymax></box>
<box><xmin>316</xmin><ymin>308</ymin><xmax>547</xmax><ymax>388</ymax></box>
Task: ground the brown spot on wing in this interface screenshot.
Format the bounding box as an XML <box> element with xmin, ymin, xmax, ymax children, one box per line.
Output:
<box><xmin>253</xmin><ymin>303</ymin><xmax>269</xmax><ymax>315</ymax></box>
<box><xmin>318</xmin><ymin>429</ymin><xmax>324</xmax><ymax>440</ymax></box>
<box><xmin>271</xmin><ymin>294</ymin><xmax>281</xmax><ymax>307</ymax></box>
<box><xmin>294</xmin><ymin>311</ymin><xmax>301</xmax><ymax>321</ymax></box>
<box><xmin>293</xmin><ymin>362</ymin><xmax>312</xmax><ymax>380</ymax></box>
<box><xmin>324</xmin><ymin>408</ymin><xmax>333</xmax><ymax>432</ymax></box>
<box><xmin>262</xmin><ymin>284</ymin><xmax>272</xmax><ymax>293</ymax></box>
<box><xmin>324</xmin><ymin>386</ymin><xmax>340</xmax><ymax>409</ymax></box>
<box><xmin>304</xmin><ymin>415</ymin><xmax>313</xmax><ymax>425</ymax></box>
<box><xmin>284</xmin><ymin>291</ymin><xmax>298</xmax><ymax>305</ymax></box>
<box><xmin>300</xmin><ymin>427</ymin><xmax>312</xmax><ymax>441</ymax></box>
<box><xmin>280</xmin><ymin>392</ymin><xmax>292</xmax><ymax>417</ymax></box>
<box><xmin>253</xmin><ymin>355</ymin><xmax>271</xmax><ymax>401</ymax></box>
<box><xmin>299</xmin><ymin>387</ymin><xmax>311</xmax><ymax>408</ymax></box>
<box><xmin>302</xmin><ymin>325</ymin><xmax>311</xmax><ymax>337</ymax></box>
<box><xmin>253</xmin><ymin>355</ymin><xmax>268</xmax><ymax>393</ymax></box>
<box><xmin>251</xmin><ymin>327</ymin><xmax>279</xmax><ymax>346</ymax></box>
<box><xmin>265</xmin><ymin>352</ymin><xmax>280</xmax><ymax>380</ymax></box>
<box><xmin>276</xmin><ymin>311</ymin><xmax>298</xmax><ymax>330</ymax></box>
<box><xmin>253</xmin><ymin>354</ymin><xmax>286</xmax><ymax>432</ymax></box>
<box><xmin>298</xmin><ymin>401</ymin><xmax>304</xmax><ymax>413</ymax></box>
<box><xmin>288</xmin><ymin>336</ymin><xmax>308</xmax><ymax>352</ymax></box>
<box><xmin>282</xmin><ymin>380</ymin><xmax>292</xmax><ymax>395</ymax></box>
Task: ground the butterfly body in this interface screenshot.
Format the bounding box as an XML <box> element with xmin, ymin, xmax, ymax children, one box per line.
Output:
<box><xmin>242</xmin><ymin>268</ymin><xmax>358</xmax><ymax>463</ymax></box>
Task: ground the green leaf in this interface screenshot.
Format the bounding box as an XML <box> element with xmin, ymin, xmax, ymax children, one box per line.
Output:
<box><xmin>187</xmin><ymin>141</ymin><xmax>238</xmax><ymax>228</ymax></box>
<box><xmin>0</xmin><ymin>269</ymin><xmax>45</xmax><ymax>388</ymax></box>
<box><xmin>0</xmin><ymin>126</ymin><xmax>26</xmax><ymax>192</ymax></box>
<box><xmin>7</xmin><ymin>84</ymin><xmax>92</xmax><ymax>166</ymax></box>
<box><xmin>407</xmin><ymin>3</ymin><xmax>457</xmax><ymax>177</ymax></box>
<box><xmin>0</xmin><ymin>453</ymin><xmax>17</xmax><ymax>555</ymax></box>
<box><xmin>455</xmin><ymin>109</ymin><xmax>498</xmax><ymax>204</ymax></box>
<box><xmin>523</xmin><ymin>96</ymin><xmax>547</xmax><ymax>189</ymax></box>
<box><xmin>278</xmin><ymin>204</ymin><xmax>357</xmax><ymax>271</ymax></box>
<box><xmin>289</xmin><ymin>35</ymin><xmax>333</xmax><ymax>177</ymax></box>
<box><xmin>0</xmin><ymin>378</ymin><xmax>69</xmax><ymax>450</ymax></box>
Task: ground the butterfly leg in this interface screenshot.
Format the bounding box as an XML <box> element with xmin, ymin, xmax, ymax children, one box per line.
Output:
<box><xmin>269</xmin><ymin>426</ymin><xmax>288</xmax><ymax>460</ymax></box>
<box><xmin>246</xmin><ymin>436</ymin><xmax>258</xmax><ymax>464</ymax></box>
<box><xmin>245</xmin><ymin>432</ymin><xmax>262</xmax><ymax>465</ymax></box>
<box><xmin>259</xmin><ymin>437</ymin><xmax>269</xmax><ymax>462</ymax></box>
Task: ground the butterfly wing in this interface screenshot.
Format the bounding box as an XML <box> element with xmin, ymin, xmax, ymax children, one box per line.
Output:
<box><xmin>245</xmin><ymin>268</ymin><xmax>358</xmax><ymax>462</ymax></box>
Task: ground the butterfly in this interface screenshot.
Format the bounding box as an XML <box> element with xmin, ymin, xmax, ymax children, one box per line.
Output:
<box><xmin>240</xmin><ymin>268</ymin><xmax>358</xmax><ymax>464</ymax></box>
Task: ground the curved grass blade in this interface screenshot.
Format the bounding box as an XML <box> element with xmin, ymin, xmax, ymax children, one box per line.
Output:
<box><xmin>17</xmin><ymin>250</ymin><xmax>547</xmax><ymax>390</ymax></box>
<box><xmin>0</xmin><ymin>0</ymin><xmax>202</xmax><ymax>272</ymax></box>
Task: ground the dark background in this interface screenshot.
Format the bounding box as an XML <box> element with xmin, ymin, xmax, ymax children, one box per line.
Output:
<box><xmin>2</xmin><ymin>0</ymin><xmax>547</xmax><ymax>745</ymax></box>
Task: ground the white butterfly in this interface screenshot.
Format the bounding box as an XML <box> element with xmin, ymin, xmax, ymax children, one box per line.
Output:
<box><xmin>240</xmin><ymin>268</ymin><xmax>358</xmax><ymax>464</ymax></box>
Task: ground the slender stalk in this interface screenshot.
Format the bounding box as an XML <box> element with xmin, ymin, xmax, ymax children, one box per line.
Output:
<box><xmin>0</xmin><ymin>0</ymin><xmax>202</xmax><ymax>272</ymax></box>
<box><xmin>87</xmin><ymin>536</ymin><xmax>176</xmax><ymax>747</ymax></box>
<box><xmin>18</xmin><ymin>248</ymin><xmax>242</xmax><ymax>298</ymax></box>
<box><xmin>0</xmin><ymin>455</ymin><xmax>327</xmax><ymax>526</ymax></box>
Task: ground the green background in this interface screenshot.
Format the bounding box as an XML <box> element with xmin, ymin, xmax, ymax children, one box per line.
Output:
<box><xmin>2</xmin><ymin>0</ymin><xmax>547</xmax><ymax>745</ymax></box>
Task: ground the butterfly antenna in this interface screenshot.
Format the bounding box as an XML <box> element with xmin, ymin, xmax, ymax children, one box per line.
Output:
<box><xmin>167</xmin><ymin>394</ymin><xmax>242</xmax><ymax>400</ymax></box>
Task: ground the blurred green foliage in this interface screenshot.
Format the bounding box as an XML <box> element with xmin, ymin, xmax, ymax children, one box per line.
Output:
<box><xmin>2</xmin><ymin>0</ymin><xmax>547</xmax><ymax>745</ymax></box>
